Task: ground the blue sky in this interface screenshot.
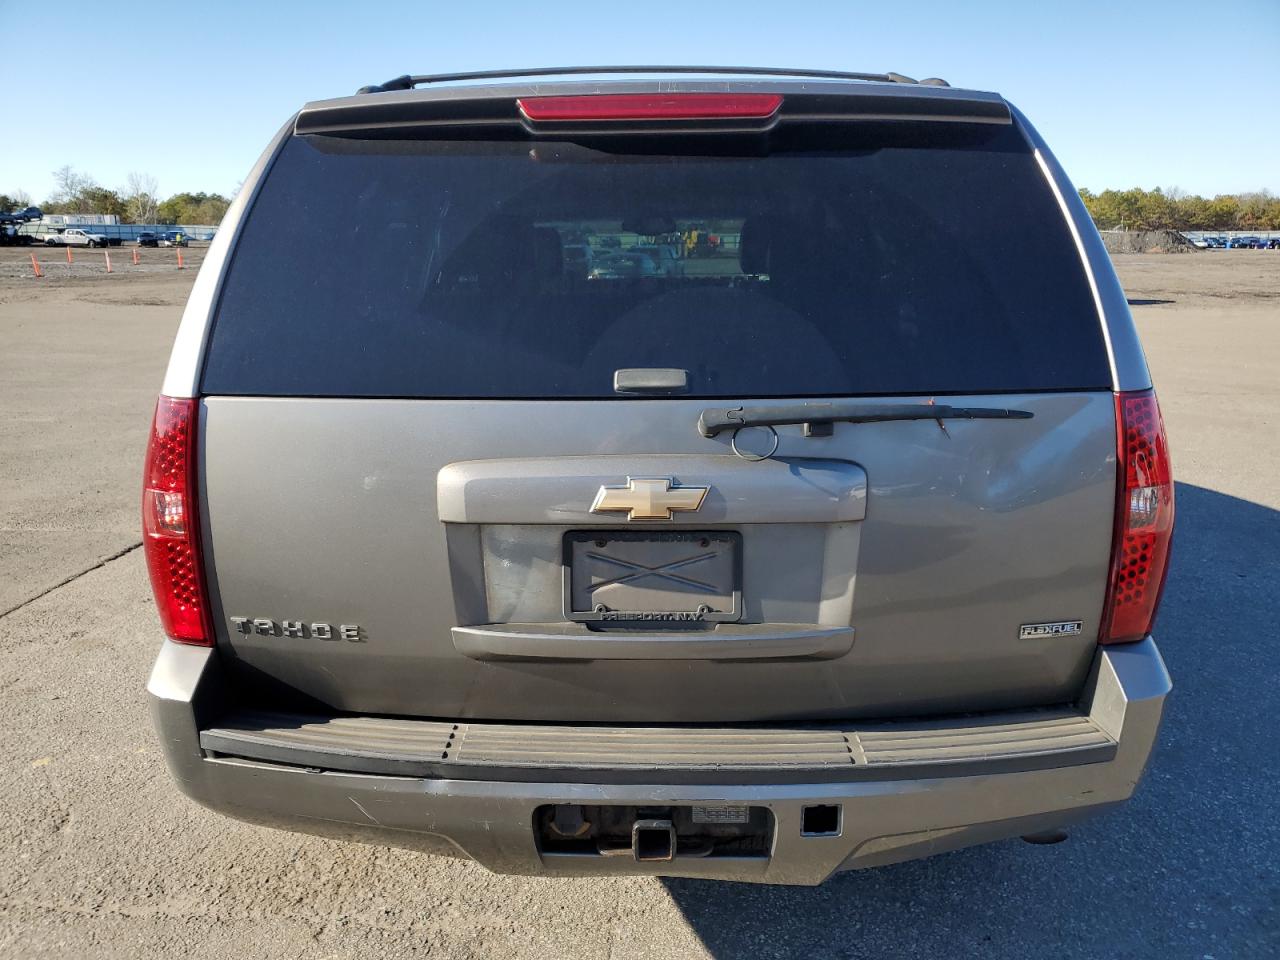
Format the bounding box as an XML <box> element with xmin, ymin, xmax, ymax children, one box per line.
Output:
<box><xmin>2</xmin><ymin>0</ymin><xmax>1276</xmax><ymax>203</ymax></box>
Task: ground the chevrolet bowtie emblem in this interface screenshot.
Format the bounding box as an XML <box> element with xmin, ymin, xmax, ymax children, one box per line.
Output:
<box><xmin>590</xmin><ymin>477</ymin><xmax>709</xmax><ymax>521</ymax></box>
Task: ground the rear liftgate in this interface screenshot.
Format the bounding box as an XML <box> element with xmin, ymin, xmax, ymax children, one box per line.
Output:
<box><xmin>204</xmin><ymin>83</ymin><xmax>1116</xmax><ymax>731</ymax></box>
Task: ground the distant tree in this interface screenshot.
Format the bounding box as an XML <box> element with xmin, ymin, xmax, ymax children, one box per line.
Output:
<box><xmin>1237</xmin><ymin>190</ymin><xmax>1278</xmax><ymax>229</ymax></box>
<box><xmin>1135</xmin><ymin>188</ymin><xmax>1176</xmax><ymax>231</ymax></box>
<box><xmin>81</xmin><ymin>186</ymin><xmax>127</xmax><ymax>219</ymax></box>
<box><xmin>1078</xmin><ymin>186</ymin><xmax>1279</xmax><ymax>231</ymax></box>
<box><xmin>157</xmin><ymin>190</ymin><xmax>230</xmax><ymax>225</ymax></box>
<box><xmin>1174</xmin><ymin>194</ymin><xmax>1211</xmax><ymax>230</ymax></box>
<box><xmin>156</xmin><ymin>195</ymin><xmax>185</xmax><ymax>224</ymax></box>
<box><xmin>51</xmin><ymin>165</ymin><xmax>88</xmax><ymax>197</ymax></box>
<box><xmin>124</xmin><ymin>172</ymin><xmax>160</xmax><ymax>224</ymax></box>
<box><xmin>189</xmin><ymin>195</ymin><xmax>230</xmax><ymax>224</ymax></box>
<box><xmin>48</xmin><ymin>166</ymin><xmax>99</xmax><ymax>213</ymax></box>
<box><xmin>1206</xmin><ymin>195</ymin><xmax>1241</xmax><ymax>230</ymax></box>
<box><xmin>0</xmin><ymin>189</ymin><xmax>34</xmax><ymax>212</ymax></box>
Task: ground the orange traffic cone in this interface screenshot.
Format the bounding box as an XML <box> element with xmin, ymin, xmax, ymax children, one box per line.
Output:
<box><xmin>177</xmin><ymin>249</ymin><xmax>184</xmax><ymax>270</ymax></box>
<box><xmin>105</xmin><ymin>250</ymin><xmax>112</xmax><ymax>273</ymax></box>
<box><xmin>30</xmin><ymin>253</ymin><xmax>43</xmax><ymax>278</ymax></box>
<box><xmin>66</xmin><ymin>245</ymin><xmax>73</xmax><ymax>264</ymax></box>
<box><xmin>132</xmin><ymin>246</ymin><xmax>140</xmax><ymax>266</ymax></box>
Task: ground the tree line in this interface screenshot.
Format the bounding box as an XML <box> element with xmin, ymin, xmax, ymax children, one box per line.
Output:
<box><xmin>1078</xmin><ymin>187</ymin><xmax>1280</xmax><ymax>231</ymax></box>
<box><xmin>5</xmin><ymin>167</ymin><xmax>1277</xmax><ymax>233</ymax></box>
<box><xmin>0</xmin><ymin>167</ymin><xmax>231</xmax><ymax>226</ymax></box>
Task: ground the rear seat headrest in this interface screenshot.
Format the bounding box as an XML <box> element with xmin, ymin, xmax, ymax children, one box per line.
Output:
<box><xmin>739</xmin><ymin>217</ymin><xmax>774</xmax><ymax>275</ymax></box>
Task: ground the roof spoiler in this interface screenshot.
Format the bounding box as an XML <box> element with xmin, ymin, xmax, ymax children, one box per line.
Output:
<box><xmin>298</xmin><ymin>79</ymin><xmax>1008</xmax><ymax>138</ymax></box>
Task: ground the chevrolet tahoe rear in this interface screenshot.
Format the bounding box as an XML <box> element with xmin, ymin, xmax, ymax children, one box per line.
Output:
<box><xmin>145</xmin><ymin>67</ymin><xmax>1172</xmax><ymax>885</ymax></box>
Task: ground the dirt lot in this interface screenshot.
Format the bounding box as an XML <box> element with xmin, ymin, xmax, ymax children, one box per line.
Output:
<box><xmin>0</xmin><ymin>242</ymin><xmax>206</xmax><ymax>282</ymax></box>
<box><xmin>0</xmin><ymin>249</ymin><xmax>1277</xmax><ymax>958</ymax></box>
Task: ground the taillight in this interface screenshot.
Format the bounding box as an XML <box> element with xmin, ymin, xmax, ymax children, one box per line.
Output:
<box><xmin>1099</xmin><ymin>390</ymin><xmax>1174</xmax><ymax>644</ymax></box>
<box><xmin>516</xmin><ymin>93</ymin><xmax>783</xmax><ymax>122</ymax></box>
<box><xmin>142</xmin><ymin>395</ymin><xmax>211</xmax><ymax>645</ymax></box>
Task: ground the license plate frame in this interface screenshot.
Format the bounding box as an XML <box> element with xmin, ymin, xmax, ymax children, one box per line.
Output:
<box><xmin>563</xmin><ymin>530</ymin><xmax>742</xmax><ymax>624</ymax></box>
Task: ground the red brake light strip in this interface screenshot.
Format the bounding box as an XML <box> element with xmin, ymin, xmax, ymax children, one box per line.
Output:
<box><xmin>517</xmin><ymin>93</ymin><xmax>783</xmax><ymax>122</ymax></box>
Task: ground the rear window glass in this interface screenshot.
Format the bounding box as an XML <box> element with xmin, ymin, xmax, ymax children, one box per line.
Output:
<box><xmin>202</xmin><ymin>124</ymin><xmax>1110</xmax><ymax>398</ymax></box>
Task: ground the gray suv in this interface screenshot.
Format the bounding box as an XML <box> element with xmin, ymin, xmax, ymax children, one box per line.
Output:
<box><xmin>145</xmin><ymin>67</ymin><xmax>1174</xmax><ymax>885</ymax></box>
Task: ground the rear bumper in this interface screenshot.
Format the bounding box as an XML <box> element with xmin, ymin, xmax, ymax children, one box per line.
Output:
<box><xmin>148</xmin><ymin>638</ymin><xmax>1169</xmax><ymax>885</ymax></box>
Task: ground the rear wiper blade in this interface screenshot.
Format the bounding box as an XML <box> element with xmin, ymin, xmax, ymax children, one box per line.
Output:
<box><xmin>697</xmin><ymin>401</ymin><xmax>1033</xmax><ymax>438</ymax></box>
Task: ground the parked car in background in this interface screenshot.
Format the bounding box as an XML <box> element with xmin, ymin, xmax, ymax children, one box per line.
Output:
<box><xmin>159</xmin><ymin>230</ymin><xmax>189</xmax><ymax>247</ymax></box>
<box><xmin>0</xmin><ymin>206</ymin><xmax>42</xmax><ymax>246</ymax></box>
<box><xmin>45</xmin><ymin>228</ymin><xmax>108</xmax><ymax>247</ymax></box>
<box><xmin>136</xmin><ymin>232</ymin><xmax>160</xmax><ymax>247</ymax></box>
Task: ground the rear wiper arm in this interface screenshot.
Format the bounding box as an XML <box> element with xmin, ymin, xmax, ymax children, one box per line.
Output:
<box><xmin>697</xmin><ymin>401</ymin><xmax>1033</xmax><ymax>438</ymax></box>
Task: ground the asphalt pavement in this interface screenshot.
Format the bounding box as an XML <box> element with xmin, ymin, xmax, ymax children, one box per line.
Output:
<box><xmin>0</xmin><ymin>251</ymin><xmax>1276</xmax><ymax>958</ymax></box>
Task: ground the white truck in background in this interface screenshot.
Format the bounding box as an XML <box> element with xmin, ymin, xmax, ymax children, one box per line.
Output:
<box><xmin>45</xmin><ymin>228</ymin><xmax>108</xmax><ymax>247</ymax></box>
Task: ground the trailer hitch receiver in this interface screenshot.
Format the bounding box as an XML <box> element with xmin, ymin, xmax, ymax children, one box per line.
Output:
<box><xmin>632</xmin><ymin>819</ymin><xmax>676</xmax><ymax>861</ymax></box>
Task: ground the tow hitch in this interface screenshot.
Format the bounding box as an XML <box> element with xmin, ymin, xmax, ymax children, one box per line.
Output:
<box><xmin>536</xmin><ymin>804</ymin><xmax>773</xmax><ymax>862</ymax></box>
<box><xmin>631</xmin><ymin>819</ymin><xmax>676</xmax><ymax>862</ymax></box>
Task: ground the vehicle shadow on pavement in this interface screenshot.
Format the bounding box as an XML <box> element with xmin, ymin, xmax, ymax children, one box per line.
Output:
<box><xmin>662</xmin><ymin>481</ymin><xmax>1279</xmax><ymax>959</ymax></box>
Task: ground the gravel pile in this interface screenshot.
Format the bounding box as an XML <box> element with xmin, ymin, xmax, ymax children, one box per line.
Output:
<box><xmin>1101</xmin><ymin>230</ymin><xmax>1197</xmax><ymax>254</ymax></box>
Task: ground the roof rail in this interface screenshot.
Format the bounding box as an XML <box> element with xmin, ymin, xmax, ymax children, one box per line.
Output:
<box><xmin>355</xmin><ymin>66</ymin><xmax>949</xmax><ymax>95</ymax></box>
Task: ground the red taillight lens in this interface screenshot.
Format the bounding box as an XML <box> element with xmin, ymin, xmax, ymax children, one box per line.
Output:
<box><xmin>1100</xmin><ymin>390</ymin><xmax>1175</xmax><ymax>644</ymax></box>
<box><xmin>142</xmin><ymin>395</ymin><xmax>211</xmax><ymax>645</ymax></box>
<box><xmin>516</xmin><ymin>93</ymin><xmax>783</xmax><ymax>122</ymax></box>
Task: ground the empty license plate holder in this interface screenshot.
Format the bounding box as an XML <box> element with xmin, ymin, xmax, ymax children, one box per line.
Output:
<box><xmin>563</xmin><ymin>530</ymin><xmax>741</xmax><ymax>624</ymax></box>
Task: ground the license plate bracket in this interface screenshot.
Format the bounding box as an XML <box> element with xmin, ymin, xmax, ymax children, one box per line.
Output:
<box><xmin>563</xmin><ymin>530</ymin><xmax>741</xmax><ymax>624</ymax></box>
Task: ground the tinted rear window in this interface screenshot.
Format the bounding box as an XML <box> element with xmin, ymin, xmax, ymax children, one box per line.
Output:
<box><xmin>202</xmin><ymin>123</ymin><xmax>1110</xmax><ymax>398</ymax></box>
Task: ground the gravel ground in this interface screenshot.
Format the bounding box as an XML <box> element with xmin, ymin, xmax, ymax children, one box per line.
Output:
<box><xmin>0</xmin><ymin>243</ymin><xmax>206</xmax><ymax>281</ymax></box>
<box><xmin>0</xmin><ymin>250</ymin><xmax>1276</xmax><ymax>958</ymax></box>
